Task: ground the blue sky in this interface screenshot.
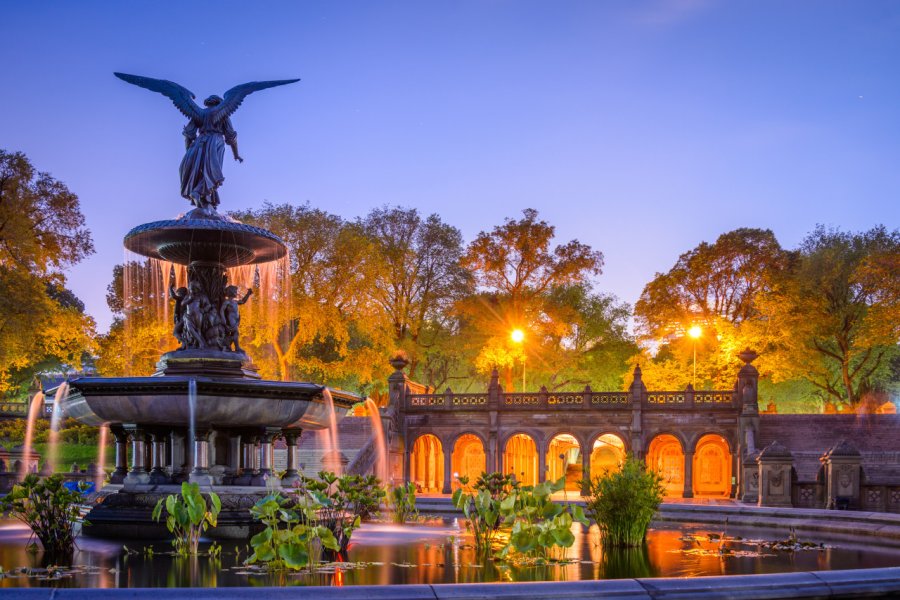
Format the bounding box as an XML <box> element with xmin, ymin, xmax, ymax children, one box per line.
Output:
<box><xmin>3</xmin><ymin>1</ymin><xmax>899</xmax><ymax>331</ymax></box>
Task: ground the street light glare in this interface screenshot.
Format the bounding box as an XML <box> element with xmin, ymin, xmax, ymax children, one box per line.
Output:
<box><xmin>688</xmin><ymin>325</ymin><xmax>702</xmax><ymax>339</ymax></box>
<box><xmin>511</xmin><ymin>329</ymin><xmax>525</xmax><ymax>343</ymax></box>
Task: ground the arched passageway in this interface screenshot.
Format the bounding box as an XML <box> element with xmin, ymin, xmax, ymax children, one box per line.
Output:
<box><xmin>547</xmin><ymin>433</ymin><xmax>582</xmax><ymax>492</ymax></box>
<box><xmin>503</xmin><ymin>433</ymin><xmax>538</xmax><ymax>486</ymax></box>
<box><xmin>647</xmin><ymin>434</ymin><xmax>685</xmax><ymax>497</ymax></box>
<box><xmin>451</xmin><ymin>434</ymin><xmax>486</xmax><ymax>490</ymax></box>
<box><xmin>693</xmin><ymin>434</ymin><xmax>732</xmax><ymax>497</ymax></box>
<box><xmin>410</xmin><ymin>434</ymin><xmax>444</xmax><ymax>493</ymax></box>
<box><xmin>590</xmin><ymin>433</ymin><xmax>626</xmax><ymax>479</ymax></box>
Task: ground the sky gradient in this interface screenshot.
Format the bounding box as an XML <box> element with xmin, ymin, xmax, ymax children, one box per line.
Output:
<box><xmin>3</xmin><ymin>1</ymin><xmax>899</xmax><ymax>331</ymax></box>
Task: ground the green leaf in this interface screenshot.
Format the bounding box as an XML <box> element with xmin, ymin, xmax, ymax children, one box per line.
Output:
<box><xmin>278</xmin><ymin>543</ymin><xmax>309</xmax><ymax>570</ymax></box>
<box><xmin>250</xmin><ymin>527</ymin><xmax>272</xmax><ymax>547</ymax></box>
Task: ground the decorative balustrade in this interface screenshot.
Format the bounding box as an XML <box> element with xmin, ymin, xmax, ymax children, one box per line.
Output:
<box><xmin>0</xmin><ymin>402</ymin><xmax>29</xmax><ymax>417</ymax></box>
<box><xmin>646</xmin><ymin>392</ymin><xmax>686</xmax><ymax>406</ymax></box>
<box><xmin>405</xmin><ymin>387</ymin><xmax>734</xmax><ymax>411</ymax></box>
<box><xmin>695</xmin><ymin>391</ymin><xmax>735</xmax><ymax>405</ymax></box>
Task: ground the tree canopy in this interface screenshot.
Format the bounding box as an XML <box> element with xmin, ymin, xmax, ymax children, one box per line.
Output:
<box><xmin>0</xmin><ymin>150</ymin><xmax>95</xmax><ymax>396</ymax></box>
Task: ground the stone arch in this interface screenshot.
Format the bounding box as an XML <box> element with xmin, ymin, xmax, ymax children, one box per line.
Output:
<box><xmin>546</xmin><ymin>432</ymin><xmax>582</xmax><ymax>492</ymax></box>
<box><xmin>692</xmin><ymin>433</ymin><xmax>732</xmax><ymax>497</ymax></box>
<box><xmin>589</xmin><ymin>432</ymin><xmax>628</xmax><ymax>480</ymax></box>
<box><xmin>647</xmin><ymin>433</ymin><xmax>685</xmax><ymax>497</ymax></box>
<box><xmin>451</xmin><ymin>433</ymin><xmax>486</xmax><ymax>491</ymax></box>
<box><xmin>409</xmin><ymin>433</ymin><xmax>444</xmax><ymax>493</ymax></box>
<box><xmin>687</xmin><ymin>430</ymin><xmax>734</xmax><ymax>454</ymax></box>
<box><xmin>502</xmin><ymin>432</ymin><xmax>539</xmax><ymax>486</ymax></box>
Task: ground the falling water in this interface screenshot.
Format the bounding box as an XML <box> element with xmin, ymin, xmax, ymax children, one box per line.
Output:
<box><xmin>47</xmin><ymin>382</ymin><xmax>70</xmax><ymax>475</ymax></box>
<box><xmin>322</xmin><ymin>388</ymin><xmax>342</xmax><ymax>476</ymax></box>
<box><xmin>20</xmin><ymin>391</ymin><xmax>44</xmax><ymax>480</ymax></box>
<box><xmin>364</xmin><ymin>398</ymin><xmax>388</xmax><ymax>482</ymax></box>
<box><xmin>96</xmin><ymin>424</ymin><xmax>109</xmax><ymax>490</ymax></box>
<box><xmin>188</xmin><ymin>379</ymin><xmax>197</xmax><ymax>472</ymax></box>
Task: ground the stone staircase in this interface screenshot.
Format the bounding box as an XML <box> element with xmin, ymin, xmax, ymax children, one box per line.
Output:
<box><xmin>294</xmin><ymin>416</ymin><xmax>375</xmax><ymax>475</ymax></box>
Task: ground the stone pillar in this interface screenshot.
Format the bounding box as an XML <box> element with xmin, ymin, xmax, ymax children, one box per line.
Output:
<box><xmin>823</xmin><ymin>439</ymin><xmax>862</xmax><ymax>509</ymax></box>
<box><xmin>253</xmin><ymin>429</ymin><xmax>279</xmax><ymax>486</ymax></box>
<box><xmin>741</xmin><ymin>451</ymin><xmax>760</xmax><ymax>503</ymax></box>
<box><xmin>388</xmin><ymin>354</ymin><xmax>410</xmax><ymax>408</ymax></box>
<box><xmin>123</xmin><ymin>426</ymin><xmax>150</xmax><ymax>486</ymax></box>
<box><xmin>189</xmin><ymin>430</ymin><xmax>214</xmax><ymax>486</ymax></box>
<box><xmin>580</xmin><ymin>447</ymin><xmax>591</xmax><ymax>497</ymax></box>
<box><xmin>538</xmin><ymin>441</ymin><xmax>547</xmax><ymax>484</ymax></box>
<box><xmin>682</xmin><ymin>451</ymin><xmax>695</xmax><ymax>499</ymax></box>
<box><xmin>442</xmin><ymin>444</ymin><xmax>452</xmax><ymax>494</ymax></box>
<box><xmin>757</xmin><ymin>441</ymin><xmax>793</xmax><ymax>507</ymax></box>
<box><xmin>282</xmin><ymin>431</ymin><xmax>301</xmax><ymax>487</ymax></box>
<box><xmin>170</xmin><ymin>431</ymin><xmax>187</xmax><ymax>484</ymax></box>
<box><xmin>110</xmin><ymin>426</ymin><xmax>128</xmax><ymax>484</ymax></box>
<box><xmin>149</xmin><ymin>430</ymin><xmax>169</xmax><ymax>485</ymax></box>
<box><xmin>629</xmin><ymin>366</ymin><xmax>646</xmax><ymax>460</ymax></box>
<box><xmin>226</xmin><ymin>432</ymin><xmax>242</xmax><ymax>482</ymax></box>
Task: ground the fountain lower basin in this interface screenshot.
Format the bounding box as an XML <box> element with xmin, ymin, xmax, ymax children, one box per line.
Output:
<box><xmin>61</xmin><ymin>376</ymin><xmax>355</xmax><ymax>430</ymax></box>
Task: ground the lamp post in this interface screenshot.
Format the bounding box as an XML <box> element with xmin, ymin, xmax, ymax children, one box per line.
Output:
<box><xmin>511</xmin><ymin>329</ymin><xmax>525</xmax><ymax>392</ymax></box>
<box><xmin>688</xmin><ymin>325</ymin><xmax>702</xmax><ymax>387</ymax></box>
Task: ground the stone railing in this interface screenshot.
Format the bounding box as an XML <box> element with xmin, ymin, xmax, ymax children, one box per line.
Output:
<box><xmin>405</xmin><ymin>387</ymin><xmax>733</xmax><ymax>410</ymax></box>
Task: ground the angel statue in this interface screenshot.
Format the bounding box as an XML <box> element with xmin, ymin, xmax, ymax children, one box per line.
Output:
<box><xmin>114</xmin><ymin>72</ymin><xmax>299</xmax><ymax>214</ymax></box>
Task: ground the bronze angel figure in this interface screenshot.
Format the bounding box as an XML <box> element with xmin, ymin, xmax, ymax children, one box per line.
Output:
<box><xmin>114</xmin><ymin>72</ymin><xmax>299</xmax><ymax>214</ymax></box>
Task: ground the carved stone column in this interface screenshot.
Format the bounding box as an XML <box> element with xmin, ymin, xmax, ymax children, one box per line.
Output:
<box><xmin>823</xmin><ymin>439</ymin><xmax>862</xmax><ymax>509</ymax></box>
<box><xmin>169</xmin><ymin>430</ymin><xmax>188</xmax><ymax>484</ymax></box>
<box><xmin>682</xmin><ymin>451</ymin><xmax>695</xmax><ymax>499</ymax></box>
<box><xmin>442</xmin><ymin>444</ymin><xmax>452</xmax><ymax>495</ymax></box>
<box><xmin>282</xmin><ymin>431</ymin><xmax>301</xmax><ymax>487</ymax></box>
<box><xmin>110</xmin><ymin>426</ymin><xmax>129</xmax><ymax>484</ymax></box>
<box><xmin>253</xmin><ymin>429</ymin><xmax>279</xmax><ymax>486</ymax></box>
<box><xmin>123</xmin><ymin>426</ymin><xmax>150</xmax><ymax>486</ymax></box>
<box><xmin>580</xmin><ymin>447</ymin><xmax>591</xmax><ymax>497</ymax></box>
<box><xmin>757</xmin><ymin>441</ymin><xmax>793</xmax><ymax>507</ymax></box>
<box><xmin>189</xmin><ymin>430</ymin><xmax>214</xmax><ymax>486</ymax></box>
<box><xmin>149</xmin><ymin>430</ymin><xmax>169</xmax><ymax>485</ymax></box>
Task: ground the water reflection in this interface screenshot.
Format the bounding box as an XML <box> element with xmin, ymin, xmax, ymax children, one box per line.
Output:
<box><xmin>2</xmin><ymin>518</ymin><xmax>900</xmax><ymax>588</ymax></box>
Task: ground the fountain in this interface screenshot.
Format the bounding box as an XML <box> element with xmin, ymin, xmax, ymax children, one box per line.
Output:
<box><xmin>51</xmin><ymin>72</ymin><xmax>358</xmax><ymax>538</ymax></box>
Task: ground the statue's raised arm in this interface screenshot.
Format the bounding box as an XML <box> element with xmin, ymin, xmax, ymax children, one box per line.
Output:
<box><xmin>114</xmin><ymin>72</ymin><xmax>299</xmax><ymax>216</ymax></box>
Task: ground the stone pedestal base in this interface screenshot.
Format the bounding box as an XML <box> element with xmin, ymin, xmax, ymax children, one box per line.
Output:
<box><xmin>155</xmin><ymin>349</ymin><xmax>260</xmax><ymax>380</ymax></box>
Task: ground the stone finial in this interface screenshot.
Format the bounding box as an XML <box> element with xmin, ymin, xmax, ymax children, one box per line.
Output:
<box><xmin>632</xmin><ymin>364</ymin><xmax>643</xmax><ymax>381</ymax></box>
<box><xmin>389</xmin><ymin>351</ymin><xmax>409</xmax><ymax>372</ymax></box>
<box><xmin>757</xmin><ymin>440</ymin><xmax>792</xmax><ymax>460</ymax></box>
<box><xmin>738</xmin><ymin>349</ymin><xmax>759</xmax><ymax>365</ymax></box>
<box><xmin>825</xmin><ymin>439</ymin><xmax>861</xmax><ymax>458</ymax></box>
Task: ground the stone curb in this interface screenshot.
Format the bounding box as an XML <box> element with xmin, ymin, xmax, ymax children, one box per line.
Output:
<box><xmin>5</xmin><ymin>568</ymin><xmax>900</xmax><ymax>599</ymax></box>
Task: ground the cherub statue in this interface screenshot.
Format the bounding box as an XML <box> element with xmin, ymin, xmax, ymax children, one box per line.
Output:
<box><xmin>114</xmin><ymin>72</ymin><xmax>299</xmax><ymax>214</ymax></box>
<box><xmin>221</xmin><ymin>285</ymin><xmax>253</xmax><ymax>353</ymax></box>
<box><xmin>168</xmin><ymin>285</ymin><xmax>189</xmax><ymax>350</ymax></box>
<box><xmin>181</xmin><ymin>281</ymin><xmax>208</xmax><ymax>349</ymax></box>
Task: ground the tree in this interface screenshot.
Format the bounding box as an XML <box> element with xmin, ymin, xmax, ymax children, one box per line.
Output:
<box><xmin>461</xmin><ymin>209</ymin><xmax>606</xmax><ymax>389</ymax></box>
<box><xmin>634</xmin><ymin>228</ymin><xmax>790</xmax><ymax>388</ymax></box>
<box><xmin>359</xmin><ymin>207</ymin><xmax>472</xmax><ymax>380</ymax></box>
<box><xmin>0</xmin><ymin>150</ymin><xmax>95</xmax><ymax>395</ymax></box>
<box><xmin>760</xmin><ymin>226</ymin><xmax>900</xmax><ymax>408</ymax></box>
<box><xmin>232</xmin><ymin>203</ymin><xmax>391</xmax><ymax>388</ymax></box>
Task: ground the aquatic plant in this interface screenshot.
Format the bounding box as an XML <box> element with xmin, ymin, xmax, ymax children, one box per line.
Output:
<box><xmin>583</xmin><ymin>455</ymin><xmax>664</xmax><ymax>547</ymax></box>
<box><xmin>297</xmin><ymin>471</ymin><xmax>385</xmax><ymax>557</ymax></box>
<box><xmin>388</xmin><ymin>481</ymin><xmax>419</xmax><ymax>523</ymax></box>
<box><xmin>247</xmin><ymin>491</ymin><xmax>338</xmax><ymax>571</ymax></box>
<box><xmin>496</xmin><ymin>475</ymin><xmax>589</xmax><ymax>561</ymax></box>
<box><xmin>451</xmin><ymin>472</ymin><xmax>517</xmax><ymax>555</ymax></box>
<box><xmin>151</xmin><ymin>482</ymin><xmax>221</xmax><ymax>556</ymax></box>
<box><xmin>0</xmin><ymin>473</ymin><xmax>86</xmax><ymax>564</ymax></box>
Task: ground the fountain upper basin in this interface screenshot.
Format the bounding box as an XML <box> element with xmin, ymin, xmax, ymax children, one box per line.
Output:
<box><xmin>124</xmin><ymin>217</ymin><xmax>287</xmax><ymax>267</ymax></box>
<box><xmin>60</xmin><ymin>376</ymin><xmax>357</xmax><ymax>430</ymax></box>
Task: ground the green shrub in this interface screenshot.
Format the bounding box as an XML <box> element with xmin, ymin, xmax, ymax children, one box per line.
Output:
<box><xmin>0</xmin><ymin>473</ymin><xmax>86</xmax><ymax>564</ymax></box>
<box><xmin>388</xmin><ymin>481</ymin><xmax>418</xmax><ymax>523</ymax></box>
<box><xmin>151</xmin><ymin>482</ymin><xmax>221</xmax><ymax>555</ymax></box>
<box><xmin>583</xmin><ymin>455</ymin><xmax>664</xmax><ymax>547</ymax></box>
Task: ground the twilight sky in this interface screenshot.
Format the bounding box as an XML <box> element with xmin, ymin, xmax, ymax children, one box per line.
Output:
<box><xmin>3</xmin><ymin>1</ymin><xmax>899</xmax><ymax>332</ymax></box>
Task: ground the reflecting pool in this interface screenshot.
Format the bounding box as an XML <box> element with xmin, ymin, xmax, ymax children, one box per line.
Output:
<box><xmin>2</xmin><ymin>518</ymin><xmax>899</xmax><ymax>588</ymax></box>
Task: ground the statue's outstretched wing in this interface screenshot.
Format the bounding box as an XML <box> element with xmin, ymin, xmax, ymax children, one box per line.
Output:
<box><xmin>215</xmin><ymin>79</ymin><xmax>300</xmax><ymax>123</ymax></box>
<box><xmin>114</xmin><ymin>72</ymin><xmax>202</xmax><ymax>122</ymax></box>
